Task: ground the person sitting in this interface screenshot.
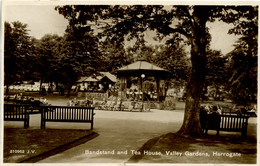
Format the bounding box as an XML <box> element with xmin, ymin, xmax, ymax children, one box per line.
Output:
<box><xmin>205</xmin><ymin>106</ymin><xmax>221</xmax><ymax>135</ymax></box>
<box><xmin>29</xmin><ymin>96</ymin><xmax>34</xmax><ymax>102</ymax></box>
<box><xmin>16</xmin><ymin>93</ymin><xmax>23</xmax><ymax>100</ymax></box>
<box><xmin>216</xmin><ymin>104</ymin><xmax>222</xmax><ymax>115</ymax></box>
<box><xmin>232</xmin><ymin>104</ymin><xmax>240</xmax><ymax>115</ymax></box>
<box><xmin>73</xmin><ymin>98</ymin><xmax>79</xmax><ymax>106</ymax></box>
<box><xmin>39</xmin><ymin>97</ymin><xmax>44</xmax><ymax>103</ymax></box>
<box><xmin>200</xmin><ymin>106</ymin><xmax>208</xmax><ymax>133</ymax></box>
<box><xmin>67</xmin><ymin>99</ymin><xmax>74</xmax><ymax>106</ymax></box>
<box><xmin>42</xmin><ymin>98</ymin><xmax>48</xmax><ymax>105</ymax></box>
<box><xmin>246</xmin><ymin>105</ymin><xmax>257</xmax><ymax>117</ymax></box>
<box><xmin>85</xmin><ymin>98</ymin><xmax>91</xmax><ymax>107</ymax></box>
<box><xmin>204</xmin><ymin>103</ymin><xmax>212</xmax><ymax>113</ymax></box>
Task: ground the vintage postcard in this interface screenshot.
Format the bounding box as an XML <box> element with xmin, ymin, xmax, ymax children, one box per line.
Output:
<box><xmin>1</xmin><ymin>0</ymin><xmax>258</xmax><ymax>165</ymax></box>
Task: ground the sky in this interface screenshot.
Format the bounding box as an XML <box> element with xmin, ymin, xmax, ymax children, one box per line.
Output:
<box><xmin>4</xmin><ymin>4</ymin><xmax>240</xmax><ymax>55</ymax></box>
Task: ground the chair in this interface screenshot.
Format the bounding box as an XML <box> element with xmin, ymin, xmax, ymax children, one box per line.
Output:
<box><xmin>122</xmin><ymin>102</ymin><xmax>134</xmax><ymax>112</ymax></box>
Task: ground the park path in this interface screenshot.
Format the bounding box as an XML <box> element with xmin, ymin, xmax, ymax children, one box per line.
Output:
<box><xmin>36</xmin><ymin>109</ymin><xmax>184</xmax><ymax>163</ymax></box>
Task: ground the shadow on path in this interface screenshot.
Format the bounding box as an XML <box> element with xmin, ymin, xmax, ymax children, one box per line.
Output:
<box><xmin>131</xmin><ymin>131</ymin><xmax>257</xmax><ymax>164</ymax></box>
<box><xmin>127</xmin><ymin>136</ymin><xmax>160</xmax><ymax>163</ymax></box>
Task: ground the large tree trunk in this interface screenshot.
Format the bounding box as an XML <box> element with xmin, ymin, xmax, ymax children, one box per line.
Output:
<box><xmin>177</xmin><ymin>7</ymin><xmax>209</xmax><ymax>136</ymax></box>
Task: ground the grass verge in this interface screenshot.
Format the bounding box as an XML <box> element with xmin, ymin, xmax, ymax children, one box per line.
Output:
<box><xmin>134</xmin><ymin>127</ymin><xmax>256</xmax><ymax>164</ymax></box>
<box><xmin>4</xmin><ymin>128</ymin><xmax>97</xmax><ymax>163</ymax></box>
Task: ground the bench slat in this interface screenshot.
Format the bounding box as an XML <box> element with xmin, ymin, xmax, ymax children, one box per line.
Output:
<box><xmin>4</xmin><ymin>104</ymin><xmax>30</xmax><ymax>129</ymax></box>
<box><xmin>202</xmin><ymin>114</ymin><xmax>249</xmax><ymax>138</ymax></box>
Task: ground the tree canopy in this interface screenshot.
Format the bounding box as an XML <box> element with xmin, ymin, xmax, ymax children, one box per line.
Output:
<box><xmin>55</xmin><ymin>5</ymin><xmax>257</xmax><ymax>136</ymax></box>
<box><xmin>4</xmin><ymin>21</ymin><xmax>33</xmax><ymax>94</ymax></box>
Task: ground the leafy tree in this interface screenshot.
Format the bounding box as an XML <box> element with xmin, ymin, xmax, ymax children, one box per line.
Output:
<box><xmin>53</xmin><ymin>26</ymin><xmax>101</xmax><ymax>96</ymax></box>
<box><xmin>153</xmin><ymin>43</ymin><xmax>191</xmax><ymax>91</ymax></box>
<box><xmin>31</xmin><ymin>34</ymin><xmax>63</xmax><ymax>91</ymax></box>
<box><xmin>4</xmin><ymin>21</ymin><xmax>32</xmax><ymax>94</ymax></box>
<box><xmin>55</xmin><ymin>5</ymin><xmax>257</xmax><ymax>136</ymax></box>
<box><xmin>225</xmin><ymin>6</ymin><xmax>258</xmax><ymax>103</ymax></box>
<box><xmin>99</xmin><ymin>41</ymin><xmax>132</xmax><ymax>71</ymax></box>
<box><xmin>204</xmin><ymin>49</ymin><xmax>227</xmax><ymax>101</ymax></box>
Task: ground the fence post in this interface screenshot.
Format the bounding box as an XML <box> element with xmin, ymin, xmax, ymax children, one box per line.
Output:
<box><xmin>91</xmin><ymin>108</ymin><xmax>94</xmax><ymax>130</ymax></box>
<box><xmin>26</xmin><ymin>106</ymin><xmax>29</xmax><ymax>128</ymax></box>
<box><xmin>40</xmin><ymin>107</ymin><xmax>45</xmax><ymax>129</ymax></box>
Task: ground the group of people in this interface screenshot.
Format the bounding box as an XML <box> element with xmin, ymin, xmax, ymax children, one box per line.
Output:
<box><xmin>67</xmin><ymin>98</ymin><xmax>79</xmax><ymax>106</ymax></box>
<box><xmin>200</xmin><ymin>104</ymin><xmax>222</xmax><ymax>135</ymax></box>
<box><xmin>235</xmin><ymin>104</ymin><xmax>257</xmax><ymax>116</ymax></box>
<box><xmin>67</xmin><ymin>97</ymin><xmax>94</xmax><ymax>107</ymax></box>
<box><xmin>5</xmin><ymin>93</ymin><xmax>51</xmax><ymax>106</ymax></box>
<box><xmin>203</xmin><ymin>103</ymin><xmax>222</xmax><ymax>115</ymax></box>
<box><xmin>202</xmin><ymin>103</ymin><xmax>257</xmax><ymax>116</ymax></box>
<box><xmin>200</xmin><ymin>103</ymin><xmax>257</xmax><ymax>135</ymax></box>
<box><xmin>6</xmin><ymin>93</ymin><xmax>35</xmax><ymax>102</ymax></box>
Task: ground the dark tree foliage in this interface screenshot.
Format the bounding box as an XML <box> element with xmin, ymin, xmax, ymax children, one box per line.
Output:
<box><xmin>223</xmin><ymin>6</ymin><xmax>258</xmax><ymax>103</ymax></box>
<box><xmin>4</xmin><ymin>21</ymin><xmax>32</xmax><ymax>94</ymax></box>
<box><xmin>55</xmin><ymin>5</ymin><xmax>257</xmax><ymax>136</ymax></box>
<box><xmin>99</xmin><ymin>41</ymin><xmax>133</xmax><ymax>72</ymax></box>
<box><xmin>53</xmin><ymin>26</ymin><xmax>101</xmax><ymax>96</ymax></box>
<box><xmin>204</xmin><ymin>49</ymin><xmax>228</xmax><ymax>101</ymax></box>
<box><xmin>31</xmin><ymin>34</ymin><xmax>63</xmax><ymax>91</ymax></box>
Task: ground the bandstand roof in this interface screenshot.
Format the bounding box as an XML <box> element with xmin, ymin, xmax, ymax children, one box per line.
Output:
<box><xmin>113</xmin><ymin>60</ymin><xmax>170</xmax><ymax>77</ymax></box>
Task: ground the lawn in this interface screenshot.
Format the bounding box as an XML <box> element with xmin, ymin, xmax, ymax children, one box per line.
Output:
<box><xmin>129</xmin><ymin>131</ymin><xmax>257</xmax><ymax>164</ymax></box>
<box><xmin>4</xmin><ymin>128</ymin><xmax>97</xmax><ymax>163</ymax></box>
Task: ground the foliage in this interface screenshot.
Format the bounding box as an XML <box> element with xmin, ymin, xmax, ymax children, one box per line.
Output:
<box><xmin>153</xmin><ymin>43</ymin><xmax>191</xmax><ymax>89</ymax></box>
<box><xmin>55</xmin><ymin>5</ymin><xmax>257</xmax><ymax>136</ymax></box>
<box><xmin>31</xmin><ymin>34</ymin><xmax>63</xmax><ymax>88</ymax></box>
<box><xmin>99</xmin><ymin>41</ymin><xmax>133</xmax><ymax>71</ymax></box>
<box><xmin>226</xmin><ymin>6</ymin><xmax>258</xmax><ymax>103</ymax></box>
<box><xmin>226</xmin><ymin>45</ymin><xmax>257</xmax><ymax>103</ymax></box>
<box><xmin>204</xmin><ymin>49</ymin><xmax>228</xmax><ymax>100</ymax></box>
<box><xmin>53</xmin><ymin>26</ymin><xmax>101</xmax><ymax>96</ymax></box>
<box><xmin>4</xmin><ymin>21</ymin><xmax>33</xmax><ymax>94</ymax></box>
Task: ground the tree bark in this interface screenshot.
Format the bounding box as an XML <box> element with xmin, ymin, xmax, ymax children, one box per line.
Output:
<box><xmin>177</xmin><ymin>7</ymin><xmax>209</xmax><ymax>136</ymax></box>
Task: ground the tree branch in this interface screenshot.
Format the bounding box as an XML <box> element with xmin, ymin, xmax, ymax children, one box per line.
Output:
<box><xmin>158</xmin><ymin>25</ymin><xmax>191</xmax><ymax>40</ymax></box>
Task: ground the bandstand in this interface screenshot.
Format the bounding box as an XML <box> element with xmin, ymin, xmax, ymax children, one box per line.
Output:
<box><xmin>112</xmin><ymin>60</ymin><xmax>170</xmax><ymax>111</ymax></box>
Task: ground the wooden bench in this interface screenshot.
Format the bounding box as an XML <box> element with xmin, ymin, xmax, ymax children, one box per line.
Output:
<box><xmin>4</xmin><ymin>104</ymin><xmax>30</xmax><ymax>129</ymax></box>
<box><xmin>40</xmin><ymin>106</ymin><xmax>95</xmax><ymax>130</ymax></box>
<box><xmin>202</xmin><ymin>114</ymin><xmax>250</xmax><ymax>138</ymax></box>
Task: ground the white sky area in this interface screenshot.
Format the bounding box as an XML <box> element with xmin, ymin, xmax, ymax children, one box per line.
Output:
<box><xmin>4</xmin><ymin>5</ymin><xmax>240</xmax><ymax>55</ymax></box>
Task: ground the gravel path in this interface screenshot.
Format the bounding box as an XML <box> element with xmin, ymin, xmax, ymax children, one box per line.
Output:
<box><xmin>36</xmin><ymin>109</ymin><xmax>184</xmax><ymax>163</ymax></box>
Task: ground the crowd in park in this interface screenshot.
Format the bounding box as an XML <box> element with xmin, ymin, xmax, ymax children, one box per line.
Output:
<box><xmin>67</xmin><ymin>97</ymin><xmax>94</xmax><ymax>107</ymax></box>
<box><xmin>4</xmin><ymin>93</ymin><xmax>50</xmax><ymax>106</ymax></box>
<box><xmin>201</xmin><ymin>103</ymin><xmax>257</xmax><ymax>116</ymax></box>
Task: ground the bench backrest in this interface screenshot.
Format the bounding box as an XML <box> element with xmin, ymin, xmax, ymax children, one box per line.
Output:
<box><xmin>4</xmin><ymin>104</ymin><xmax>29</xmax><ymax>120</ymax></box>
<box><xmin>219</xmin><ymin>115</ymin><xmax>249</xmax><ymax>131</ymax></box>
<box><xmin>41</xmin><ymin>106</ymin><xmax>95</xmax><ymax>122</ymax></box>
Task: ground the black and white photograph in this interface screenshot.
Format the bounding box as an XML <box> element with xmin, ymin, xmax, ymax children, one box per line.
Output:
<box><xmin>2</xmin><ymin>1</ymin><xmax>258</xmax><ymax>165</ymax></box>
